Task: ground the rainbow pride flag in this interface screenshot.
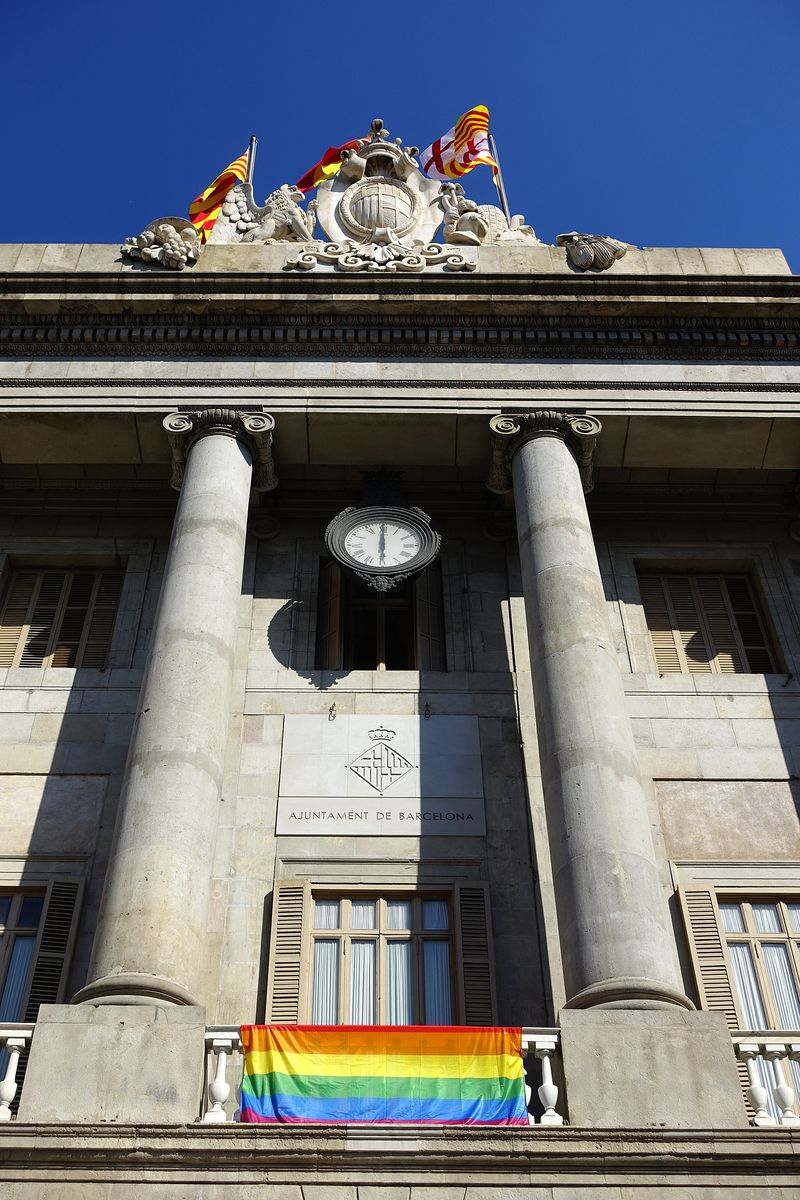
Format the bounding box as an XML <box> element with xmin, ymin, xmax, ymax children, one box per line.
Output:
<box><xmin>239</xmin><ymin>1025</ymin><xmax>529</xmax><ymax>1125</ymax></box>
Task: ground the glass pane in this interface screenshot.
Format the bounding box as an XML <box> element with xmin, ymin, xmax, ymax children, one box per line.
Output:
<box><xmin>311</xmin><ymin>940</ymin><xmax>339</xmax><ymax>1024</ymax></box>
<box><xmin>761</xmin><ymin>943</ymin><xmax>800</xmax><ymax>1028</ymax></box>
<box><xmin>0</xmin><ymin>935</ymin><xmax>36</xmax><ymax>1021</ymax></box>
<box><xmin>386</xmin><ymin>900</ymin><xmax>411</xmax><ymax>930</ymax></box>
<box><xmin>314</xmin><ymin>900</ymin><xmax>340</xmax><ymax>930</ymax></box>
<box><xmin>350</xmin><ymin>940</ymin><xmax>376</xmax><ymax>1024</ymax></box>
<box><xmin>720</xmin><ymin>903</ymin><xmax>745</xmax><ymax>933</ymax></box>
<box><xmin>0</xmin><ymin>897</ymin><xmax>11</xmax><ymax>925</ymax></box>
<box><xmin>351</xmin><ymin>901</ymin><xmax>376</xmax><ymax>930</ymax></box>
<box><xmin>422</xmin><ymin>900</ymin><xmax>448</xmax><ymax>931</ymax></box>
<box><xmin>787</xmin><ymin>904</ymin><xmax>800</xmax><ymax>934</ymax></box>
<box><xmin>752</xmin><ymin>903</ymin><xmax>782</xmax><ymax>934</ymax></box>
<box><xmin>18</xmin><ymin>896</ymin><xmax>44</xmax><ymax>928</ymax></box>
<box><xmin>423</xmin><ymin>941</ymin><xmax>452</xmax><ymax>1024</ymax></box>
<box><xmin>728</xmin><ymin>942</ymin><xmax>768</xmax><ymax>1028</ymax></box>
<box><xmin>387</xmin><ymin>942</ymin><xmax>413</xmax><ymax>1025</ymax></box>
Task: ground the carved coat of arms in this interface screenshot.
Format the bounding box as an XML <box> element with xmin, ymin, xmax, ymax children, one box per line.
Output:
<box><xmin>348</xmin><ymin>726</ymin><xmax>413</xmax><ymax>795</ymax></box>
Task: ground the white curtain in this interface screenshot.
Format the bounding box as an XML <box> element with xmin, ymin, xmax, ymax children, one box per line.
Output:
<box><xmin>387</xmin><ymin>900</ymin><xmax>411</xmax><ymax>930</ymax></box>
<box><xmin>350</xmin><ymin>940</ymin><xmax>376</xmax><ymax>1023</ymax></box>
<box><xmin>727</xmin><ymin>942</ymin><xmax>767</xmax><ymax>1028</ymax></box>
<box><xmin>314</xmin><ymin>900</ymin><xmax>340</xmax><ymax>930</ymax></box>
<box><xmin>351</xmin><ymin>901</ymin><xmax>376</xmax><ymax>930</ymax></box>
<box><xmin>719</xmin><ymin>903</ymin><xmax>745</xmax><ymax>933</ymax></box>
<box><xmin>422</xmin><ymin>901</ymin><xmax>448</xmax><ymax>931</ymax></box>
<box><xmin>312</xmin><ymin>939</ymin><xmax>339</xmax><ymax>1024</ymax></box>
<box><xmin>787</xmin><ymin>904</ymin><xmax>800</xmax><ymax>934</ymax></box>
<box><xmin>387</xmin><ymin>941</ymin><xmax>412</xmax><ymax>1024</ymax></box>
<box><xmin>423</xmin><ymin>941</ymin><xmax>452</xmax><ymax>1024</ymax></box>
<box><xmin>760</xmin><ymin>943</ymin><xmax>800</xmax><ymax>1028</ymax></box>
<box><xmin>0</xmin><ymin>935</ymin><xmax>35</xmax><ymax>1021</ymax></box>
<box><xmin>752</xmin><ymin>903</ymin><xmax>782</xmax><ymax>933</ymax></box>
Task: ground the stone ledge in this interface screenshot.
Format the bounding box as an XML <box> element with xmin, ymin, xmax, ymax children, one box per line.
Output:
<box><xmin>0</xmin><ymin>1124</ymin><xmax>798</xmax><ymax>1185</ymax></box>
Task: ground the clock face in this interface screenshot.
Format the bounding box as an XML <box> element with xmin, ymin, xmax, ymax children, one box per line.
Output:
<box><xmin>344</xmin><ymin>520</ymin><xmax>422</xmax><ymax>568</ymax></box>
<box><xmin>325</xmin><ymin>505</ymin><xmax>441</xmax><ymax>590</ymax></box>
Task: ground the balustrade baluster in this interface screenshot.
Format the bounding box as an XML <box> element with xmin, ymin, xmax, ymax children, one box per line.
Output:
<box><xmin>764</xmin><ymin>1044</ymin><xmax>800</xmax><ymax>1127</ymax></box>
<box><xmin>0</xmin><ymin>1035</ymin><xmax>28</xmax><ymax>1122</ymax></box>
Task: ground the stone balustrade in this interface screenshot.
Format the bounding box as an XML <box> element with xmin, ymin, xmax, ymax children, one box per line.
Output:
<box><xmin>201</xmin><ymin>1026</ymin><xmax>565</xmax><ymax>1125</ymax></box>
<box><xmin>0</xmin><ymin>1023</ymin><xmax>34</xmax><ymax>1122</ymax></box>
<box><xmin>733</xmin><ymin>1034</ymin><xmax>800</xmax><ymax>1126</ymax></box>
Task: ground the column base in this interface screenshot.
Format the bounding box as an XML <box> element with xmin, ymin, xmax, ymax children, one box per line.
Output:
<box><xmin>72</xmin><ymin>972</ymin><xmax>198</xmax><ymax>1007</ymax></box>
<box><xmin>17</xmin><ymin>1003</ymin><xmax>207</xmax><ymax>1124</ymax></box>
<box><xmin>559</xmin><ymin>1008</ymin><xmax>748</xmax><ymax>1128</ymax></box>
<box><xmin>564</xmin><ymin>975</ymin><xmax>695</xmax><ymax>1011</ymax></box>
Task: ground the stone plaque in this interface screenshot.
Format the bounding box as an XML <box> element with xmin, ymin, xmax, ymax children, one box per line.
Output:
<box><xmin>277</xmin><ymin>715</ymin><xmax>485</xmax><ymax>836</ymax></box>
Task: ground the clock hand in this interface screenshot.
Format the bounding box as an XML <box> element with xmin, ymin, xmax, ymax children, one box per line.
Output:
<box><xmin>379</xmin><ymin>523</ymin><xmax>386</xmax><ymax>565</ymax></box>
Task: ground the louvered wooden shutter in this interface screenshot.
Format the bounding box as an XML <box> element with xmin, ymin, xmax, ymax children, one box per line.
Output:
<box><xmin>678</xmin><ymin>885</ymin><xmax>751</xmax><ymax>1108</ymax></box>
<box><xmin>316</xmin><ymin>561</ymin><xmax>343</xmax><ymax>670</ymax></box>
<box><xmin>266</xmin><ymin>881</ymin><xmax>310</xmax><ymax>1023</ymax></box>
<box><xmin>23</xmin><ymin>878</ymin><xmax>84</xmax><ymax>1019</ymax></box>
<box><xmin>454</xmin><ymin>883</ymin><xmax>496</xmax><ymax>1025</ymax></box>
<box><xmin>0</xmin><ymin>570</ymin><xmax>123</xmax><ymax>669</ymax></box>
<box><xmin>415</xmin><ymin>566</ymin><xmax>446</xmax><ymax>671</ymax></box>
<box><xmin>639</xmin><ymin>574</ymin><xmax>774</xmax><ymax>675</ymax></box>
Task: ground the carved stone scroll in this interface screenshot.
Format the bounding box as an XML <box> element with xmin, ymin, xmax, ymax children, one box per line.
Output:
<box><xmin>164</xmin><ymin>408</ymin><xmax>277</xmax><ymax>492</ymax></box>
<box><xmin>487</xmin><ymin>410</ymin><xmax>602</xmax><ymax>494</ymax></box>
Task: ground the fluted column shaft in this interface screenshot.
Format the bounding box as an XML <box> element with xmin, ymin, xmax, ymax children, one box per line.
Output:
<box><xmin>495</xmin><ymin>411</ymin><xmax>691</xmax><ymax>1010</ymax></box>
<box><xmin>75</xmin><ymin>410</ymin><xmax>275</xmax><ymax>1006</ymax></box>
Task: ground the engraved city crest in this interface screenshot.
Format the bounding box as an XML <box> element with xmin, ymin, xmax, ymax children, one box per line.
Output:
<box><xmin>349</xmin><ymin>726</ymin><xmax>413</xmax><ymax>795</ymax></box>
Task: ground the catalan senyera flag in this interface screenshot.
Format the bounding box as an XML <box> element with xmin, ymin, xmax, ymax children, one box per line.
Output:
<box><xmin>295</xmin><ymin>138</ymin><xmax>363</xmax><ymax>194</ymax></box>
<box><xmin>421</xmin><ymin>105</ymin><xmax>498</xmax><ymax>182</ymax></box>
<box><xmin>239</xmin><ymin>1025</ymin><xmax>529</xmax><ymax>1125</ymax></box>
<box><xmin>189</xmin><ymin>150</ymin><xmax>249</xmax><ymax>243</ymax></box>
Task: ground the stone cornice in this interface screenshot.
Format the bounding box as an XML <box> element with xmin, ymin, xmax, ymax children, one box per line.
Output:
<box><xmin>0</xmin><ymin>1124</ymin><xmax>796</xmax><ymax>1183</ymax></box>
<box><xmin>4</xmin><ymin>307</ymin><xmax>800</xmax><ymax>360</ymax></box>
<box><xmin>3</xmin><ymin>377</ymin><xmax>800</xmax><ymax>394</ymax></box>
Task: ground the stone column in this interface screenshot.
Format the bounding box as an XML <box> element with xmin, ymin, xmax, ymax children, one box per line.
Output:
<box><xmin>489</xmin><ymin>410</ymin><xmax>690</xmax><ymax>1011</ymax></box>
<box><xmin>74</xmin><ymin>408</ymin><xmax>276</xmax><ymax>1006</ymax></box>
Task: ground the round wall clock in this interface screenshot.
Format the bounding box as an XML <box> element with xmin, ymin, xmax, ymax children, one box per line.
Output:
<box><xmin>324</xmin><ymin>506</ymin><xmax>441</xmax><ymax>591</ymax></box>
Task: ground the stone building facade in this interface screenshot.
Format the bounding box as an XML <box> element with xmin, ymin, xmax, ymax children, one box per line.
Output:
<box><xmin>1</xmin><ymin>162</ymin><xmax>800</xmax><ymax>1196</ymax></box>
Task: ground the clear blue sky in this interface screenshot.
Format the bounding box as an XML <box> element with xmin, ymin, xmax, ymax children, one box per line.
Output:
<box><xmin>4</xmin><ymin>0</ymin><xmax>800</xmax><ymax>269</ymax></box>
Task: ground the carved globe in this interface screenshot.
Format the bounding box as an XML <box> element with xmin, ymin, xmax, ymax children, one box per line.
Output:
<box><xmin>477</xmin><ymin>205</ymin><xmax>509</xmax><ymax>243</ymax></box>
<box><xmin>340</xmin><ymin>179</ymin><xmax>419</xmax><ymax>240</ymax></box>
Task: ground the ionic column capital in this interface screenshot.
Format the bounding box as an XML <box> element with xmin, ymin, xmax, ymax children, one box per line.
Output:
<box><xmin>164</xmin><ymin>408</ymin><xmax>277</xmax><ymax>492</ymax></box>
<box><xmin>487</xmin><ymin>409</ymin><xmax>602</xmax><ymax>495</ymax></box>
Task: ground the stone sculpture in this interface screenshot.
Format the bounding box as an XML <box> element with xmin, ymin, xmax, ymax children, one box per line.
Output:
<box><xmin>207</xmin><ymin>183</ymin><xmax>318</xmax><ymax>245</ymax></box>
<box><xmin>119</xmin><ymin>117</ymin><xmax>633</xmax><ymax>274</ymax></box>
<box><xmin>121</xmin><ymin>218</ymin><xmax>201</xmax><ymax>271</ymax></box>
<box><xmin>557</xmin><ymin>232</ymin><xmax>629</xmax><ymax>271</ymax></box>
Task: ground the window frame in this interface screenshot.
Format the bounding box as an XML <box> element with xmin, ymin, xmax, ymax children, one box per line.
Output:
<box><xmin>606</xmin><ymin>541</ymin><xmax>798</xmax><ymax>676</ymax></box>
<box><xmin>314</xmin><ymin>558</ymin><xmax>446</xmax><ymax>672</ymax></box>
<box><xmin>0</xmin><ymin>568</ymin><xmax>125</xmax><ymax>670</ymax></box>
<box><xmin>308</xmin><ymin>890</ymin><xmax>456</xmax><ymax>1026</ymax></box>
<box><xmin>266</xmin><ymin>878</ymin><xmax>497</xmax><ymax>1027</ymax></box>
<box><xmin>0</xmin><ymin>540</ymin><xmax>152</xmax><ymax>672</ymax></box>
<box><xmin>637</xmin><ymin>570</ymin><xmax>778</xmax><ymax>675</ymax></box>
<box><xmin>717</xmin><ymin>896</ymin><xmax>800</xmax><ymax>1032</ymax></box>
<box><xmin>0</xmin><ymin>890</ymin><xmax>46</xmax><ymax>1020</ymax></box>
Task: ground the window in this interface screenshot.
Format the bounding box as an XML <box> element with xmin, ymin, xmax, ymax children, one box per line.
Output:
<box><xmin>0</xmin><ymin>881</ymin><xmax>83</xmax><ymax>1022</ymax></box>
<box><xmin>266</xmin><ymin>880</ymin><xmax>496</xmax><ymax>1027</ymax></box>
<box><xmin>316</xmin><ymin>562</ymin><xmax>446</xmax><ymax>671</ymax></box>
<box><xmin>680</xmin><ymin>887</ymin><xmax>800</xmax><ymax>1119</ymax></box>
<box><xmin>638</xmin><ymin>572</ymin><xmax>776</xmax><ymax>674</ymax></box>
<box><xmin>310</xmin><ymin>894</ymin><xmax>453</xmax><ymax>1025</ymax></box>
<box><xmin>0</xmin><ymin>569</ymin><xmax>124</xmax><ymax>669</ymax></box>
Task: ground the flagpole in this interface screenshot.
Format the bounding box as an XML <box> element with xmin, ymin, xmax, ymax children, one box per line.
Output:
<box><xmin>246</xmin><ymin>135</ymin><xmax>258</xmax><ymax>186</ymax></box>
<box><xmin>488</xmin><ymin>133</ymin><xmax>511</xmax><ymax>224</ymax></box>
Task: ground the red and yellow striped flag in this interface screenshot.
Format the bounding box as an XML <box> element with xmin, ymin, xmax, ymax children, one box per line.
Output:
<box><xmin>421</xmin><ymin>106</ymin><xmax>498</xmax><ymax>181</ymax></box>
<box><xmin>189</xmin><ymin>150</ymin><xmax>249</xmax><ymax>243</ymax></box>
<box><xmin>296</xmin><ymin>137</ymin><xmax>364</xmax><ymax>194</ymax></box>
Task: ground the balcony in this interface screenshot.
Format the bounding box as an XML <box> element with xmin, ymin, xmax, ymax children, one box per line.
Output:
<box><xmin>3</xmin><ymin>1021</ymin><xmax>800</xmax><ymax>1129</ymax></box>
